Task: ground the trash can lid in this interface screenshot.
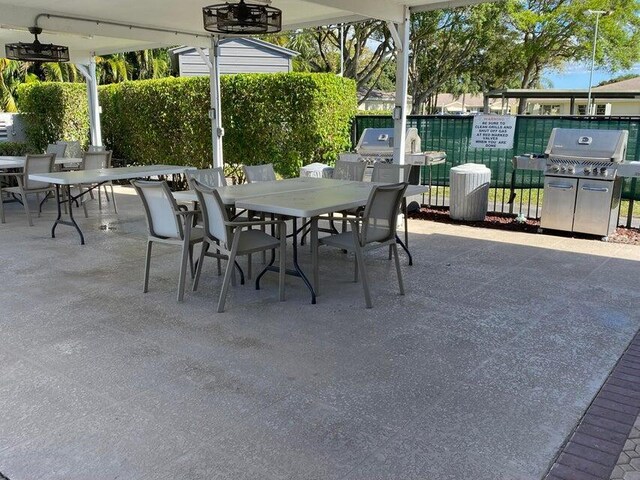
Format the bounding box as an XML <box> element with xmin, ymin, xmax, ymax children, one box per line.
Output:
<box><xmin>450</xmin><ymin>163</ymin><xmax>491</xmax><ymax>173</ymax></box>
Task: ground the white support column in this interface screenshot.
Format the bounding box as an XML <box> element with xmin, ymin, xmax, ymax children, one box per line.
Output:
<box><xmin>88</xmin><ymin>57</ymin><xmax>102</xmax><ymax>146</ymax></box>
<box><xmin>207</xmin><ymin>36</ymin><xmax>224</xmax><ymax>169</ymax></box>
<box><xmin>76</xmin><ymin>58</ymin><xmax>102</xmax><ymax>147</ymax></box>
<box><xmin>389</xmin><ymin>6</ymin><xmax>411</xmax><ymax>166</ymax></box>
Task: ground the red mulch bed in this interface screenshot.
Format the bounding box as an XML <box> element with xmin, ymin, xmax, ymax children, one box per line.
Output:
<box><xmin>408</xmin><ymin>206</ymin><xmax>640</xmax><ymax>245</ymax></box>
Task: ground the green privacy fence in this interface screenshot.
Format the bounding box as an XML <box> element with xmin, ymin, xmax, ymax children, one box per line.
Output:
<box><xmin>353</xmin><ymin>115</ymin><xmax>640</xmax><ymax>226</ymax></box>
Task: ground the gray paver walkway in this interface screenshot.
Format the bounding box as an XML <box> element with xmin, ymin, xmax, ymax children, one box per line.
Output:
<box><xmin>611</xmin><ymin>416</ymin><xmax>640</xmax><ymax>479</ymax></box>
<box><xmin>0</xmin><ymin>185</ymin><xmax>639</xmax><ymax>479</ymax></box>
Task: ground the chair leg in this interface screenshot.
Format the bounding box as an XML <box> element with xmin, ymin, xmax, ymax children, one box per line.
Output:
<box><xmin>188</xmin><ymin>244</ymin><xmax>196</xmax><ymax>279</ymax></box>
<box><xmin>143</xmin><ymin>240</ymin><xmax>153</xmax><ymax>293</ymax></box>
<box><xmin>21</xmin><ymin>192</ymin><xmax>33</xmax><ymax>227</ymax></box>
<box><xmin>392</xmin><ymin>243</ymin><xmax>405</xmax><ymax>295</ymax></box>
<box><xmin>247</xmin><ymin>253</ymin><xmax>252</xmax><ymax>280</ymax></box>
<box><xmin>177</xmin><ymin>238</ymin><xmax>191</xmax><ymax>303</ymax></box>
<box><xmin>403</xmin><ymin>199</ymin><xmax>409</xmax><ymax>248</ymax></box>
<box><xmin>97</xmin><ymin>186</ymin><xmax>103</xmax><ymax>211</ymax></box>
<box><xmin>81</xmin><ymin>187</ymin><xmax>89</xmax><ymax>218</ymax></box>
<box><xmin>278</xmin><ymin>222</ymin><xmax>286</xmax><ymax>301</ymax></box>
<box><xmin>193</xmin><ymin>241</ymin><xmax>209</xmax><ymax>292</ymax></box>
<box><xmin>36</xmin><ymin>193</ymin><xmax>41</xmax><ymax>216</ymax></box>
<box><xmin>354</xmin><ymin>255</ymin><xmax>359</xmax><ymax>283</ymax></box>
<box><xmin>110</xmin><ymin>184</ymin><xmax>118</xmax><ymax>214</ymax></box>
<box><xmin>0</xmin><ymin>185</ymin><xmax>5</xmax><ymax>224</ymax></box>
<box><xmin>218</xmin><ymin>234</ymin><xmax>241</xmax><ymax>313</ymax></box>
<box><xmin>353</xmin><ymin>245</ymin><xmax>372</xmax><ymax>308</ymax></box>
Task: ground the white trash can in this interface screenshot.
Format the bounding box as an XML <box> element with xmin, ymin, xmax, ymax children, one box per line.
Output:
<box><xmin>449</xmin><ymin>163</ymin><xmax>491</xmax><ymax>221</ymax></box>
<box><xmin>300</xmin><ymin>162</ymin><xmax>334</xmax><ymax>178</ymax></box>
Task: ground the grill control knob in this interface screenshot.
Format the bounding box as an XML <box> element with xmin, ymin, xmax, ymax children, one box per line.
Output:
<box><xmin>568</xmin><ymin>166</ymin><xmax>575</xmax><ymax>173</ymax></box>
<box><xmin>601</xmin><ymin>168</ymin><xmax>609</xmax><ymax>177</ymax></box>
<box><xmin>552</xmin><ymin>165</ymin><xmax>560</xmax><ymax>173</ymax></box>
<box><xmin>584</xmin><ymin>167</ymin><xmax>591</xmax><ymax>174</ymax></box>
<box><xmin>560</xmin><ymin>166</ymin><xmax>567</xmax><ymax>172</ymax></box>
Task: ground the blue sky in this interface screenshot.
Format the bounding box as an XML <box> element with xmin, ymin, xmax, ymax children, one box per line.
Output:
<box><xmin>543</xmin><ymin>62</ymin><xmax>640</xmax><ymax>89</ymax></box>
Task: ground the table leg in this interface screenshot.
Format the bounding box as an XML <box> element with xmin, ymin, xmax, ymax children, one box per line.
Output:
<box><xmin>291</xmin><ymin>217</ymin><xmax>316</xmax><ymax>304</ymax></box>
<box><xmin>51</xmin><ymin>184</ymin><xmax>62</xmax><ymax>239</ymax></box>
<box><xmin>51</xmin><ymin>184</ymin><xmax>87</xmax><ymax>245</ymax></box>
<box><xmin>255</xmin><ymin>217</ymin><xmax>317</xmax><ymax>304</ymax></box>
<box><xmin>396</xmin><ymin>235</ymin><xmax>413</xmax><ymax>266</ymax></box>
<box><xmin>311</xmin><ymin>216</ymin><xmax>319</xmax><ymax>296</ymax></box>
<box><xmin>67</xmin><ymin>185</ymin><xmax>85</xmax><ymax>245</ymax></box>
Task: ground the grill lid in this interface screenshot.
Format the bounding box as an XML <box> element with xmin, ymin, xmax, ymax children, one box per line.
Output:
<box><xmin>356</xmin><ymin>128</ymin><xmax>422</xmax><ymax>155</ymax></box>
<box><xmin>544</xmin><ymin>128</ymin><xmax>628</xmax><ymax>163</ymax></box>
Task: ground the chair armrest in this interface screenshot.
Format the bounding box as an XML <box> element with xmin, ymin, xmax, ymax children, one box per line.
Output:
<box><xmin>0</xmin><ymin>172</ymin><xmax>24</xmax><ymax>178</ymax></box>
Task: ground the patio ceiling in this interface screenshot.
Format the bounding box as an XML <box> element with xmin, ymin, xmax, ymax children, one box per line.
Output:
<box><xmin>0</xmin><ymin>0</ymin><xmax>484</xmax><ymax>63</ymax></box>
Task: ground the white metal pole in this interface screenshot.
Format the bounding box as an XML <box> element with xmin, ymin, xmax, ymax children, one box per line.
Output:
<box><xmin>88</xmin><ymin>56</ymin><xmax>102</xmax><ymax>146</ymax></box>
<box><xmin>586</xmin><ymin>10</ymin><xmax>607</xmax><ymax>116</ymax></box>
<box><xmin>391</xmin><ymin>6</ymin><xmax>411</xmax><ymax>167</ymax></box>
<box><xmin>209</xmin><ymin>35</ymin><xmax>224</xmax><ymax>169</ymax></box>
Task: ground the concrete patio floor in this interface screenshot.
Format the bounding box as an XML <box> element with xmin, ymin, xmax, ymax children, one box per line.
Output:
<box><xmin>0</xmin><ymin>186</ymin><xmax>639</xmax><ymax>480</ymax></box>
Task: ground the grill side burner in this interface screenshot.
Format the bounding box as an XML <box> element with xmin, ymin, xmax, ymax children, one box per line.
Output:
<box><xmin>540</xmin><ymin>128</ymin><xmax>628</xmax><ymax>239</ymax></box>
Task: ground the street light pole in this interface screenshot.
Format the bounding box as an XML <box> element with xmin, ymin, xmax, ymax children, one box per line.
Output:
<box><xmin>585</xmin><ymin>9</ymin><xmax>610</xmax><ymax>115</ymax></box>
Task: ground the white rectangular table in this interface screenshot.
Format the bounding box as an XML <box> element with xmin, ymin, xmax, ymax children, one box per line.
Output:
<box><xmin>235</xmin><ymin>180</ymin><xmax>427</xmax><ymax>303</ymax></box>
<box><xmin>177</xmin><ymin>178</ymin><xmax>427</xmax><ymax>304</ymax></box>
<box><xmin>29</xmin><ymin>165</ymin><xmax>194</xmax><ymax>245</ymax></box>
<box><xmin>0</xmin><ymin>156</ymin><xmax>83</xmax><ymax>169</ymax></box>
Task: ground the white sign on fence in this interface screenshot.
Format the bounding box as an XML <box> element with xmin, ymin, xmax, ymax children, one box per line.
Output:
<box><xmin>470</xmin><ymin>115</ymin><xmax>516</xmax><ymax>149</ymax></box>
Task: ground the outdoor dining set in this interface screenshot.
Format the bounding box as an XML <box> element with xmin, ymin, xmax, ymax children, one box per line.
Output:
<box><xmin>0</xmin><ymin>146</ymin><xmax>427</xmax><ymax>311</ymax></box>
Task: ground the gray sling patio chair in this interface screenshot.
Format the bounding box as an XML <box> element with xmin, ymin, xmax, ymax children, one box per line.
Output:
<box><xmin>300</xmin><ymin>160</ymin><xmax>368</xmax><ymax>245</ymax></box>
<box><xmin>241</xmin><ymin>164</ymin><xmax>278</xmax><ymax>263</ymax></box>
<box><xmin>131</xmin><ymin>180</ymin><xmax>203</xmax><ymax>302</ymax></box>
<box><xmin>318</xmin><ymin>182</ymin><xmax>408</xmax><ymax>309</ymax></box>
<box><xmin>192</xmin><ymin>179</ymin><xmax>286</xmax><ymax>313</ymax></box>
<box><xmin>185</xmin><ymin>167</ymin><xmax>227</xmax><ymax>189</ymax></box>
<box><xmin>185</xmin><ymin>168</ymin><xmax>236</xmax><ymax>278</ymax></box>
<box><xmin>56</xmin><ymin>140</ymin><xmax>82</xmax><ymax>158</ymax></box>
<box><xmin>371</xmin><ymin>162</ymin><xmax>413</xmax><ymax>257</ymax></box>
<box><xmin>0</xmin><ymin>153</ymin><xmax>55</xmax><ymax>226</ymax></box>
<box><xmin>46</xmin><ymin>143</ymin><xmax>67</xmax><ymax>164</ymax></box>
<box><xmin>79</xmin><ymin>150</ymin><xmax>117</xmax><ymax>215</ymax></box>
<box><xmin>243</xmin><ymin>163</ymin><xmax>276</xmax><ymax>183</ymax></box>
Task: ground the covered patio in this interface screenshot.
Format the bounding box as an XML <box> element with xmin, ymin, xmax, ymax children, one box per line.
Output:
<box><xmin>0</xmin><ymin>188</ymin><xmax>638</xmax><ymax>479</ymax></box>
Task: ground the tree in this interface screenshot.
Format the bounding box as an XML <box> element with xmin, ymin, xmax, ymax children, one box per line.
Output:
<box><xmin>265</xmin><ymin>22</ymin><xmax>394</xmax><ymax>104</ymax></box>
<box><xmin>0</xmin><ymin>59</ymin><xmax>26</xmax><ymax>112</ymax></box>
<box><xmin>506</xmin><ymin>0</ymin><xmax>640</xmax><ymax>112</ymax></box>
<box><xmin>597</xmin><ymin>73</ymin><xmax>639</xmax><ymax>86</ymax></box>
<box><xmin>124</xmin><ymin>48</ymin><xmax>172</xmax><ymax>80</ymax></box>
<box><xmin>407</xmin><ymin>4</ymin><xmax>514</xmax><ymax>113</ymax></box>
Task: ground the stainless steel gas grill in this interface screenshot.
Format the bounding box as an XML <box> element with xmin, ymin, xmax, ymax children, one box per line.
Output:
<box><xmin>355</xmin><ymin>127</ymin><xmax>422</xmax><ymax>164</ymax></box>
<box><xmin>540</xmin><ymin>128</ymin><xmax>628</xmax><ymax>239</ymax></box>
<box><xmin>340</xmin><ymin>128</ymin><xmax>446</xmax><ymax>191</ymax></box>
<box><xmin>342</xmin><ymin>128</ymin><xmax>446</xmax><ymax>166</ymax></box>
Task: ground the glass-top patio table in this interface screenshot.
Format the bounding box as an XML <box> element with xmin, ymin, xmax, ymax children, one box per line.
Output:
<box><xmin>175</xmin><ymin>178</ymin><xmax>427</xmax><ymax>304</ymax></box>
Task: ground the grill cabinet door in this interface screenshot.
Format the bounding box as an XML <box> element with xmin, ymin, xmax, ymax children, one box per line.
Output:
<box><xmin>573</xmin><ymin>179</ymin><xmax>615</xmax><ymax>236</ymax></box>
<box><xmin>541</xmin><ymin>176</ymin><xmax>578</xmax><ymax>232</ymax></box>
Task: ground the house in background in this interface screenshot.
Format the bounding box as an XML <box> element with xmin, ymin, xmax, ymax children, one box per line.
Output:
<box><xmin>357</xmin><ymin>90</ymin><xmax>515</xmax><ymax>115</ymax></box>
<box><xmin>487</xmin><ymin>76</ymin><xmax>640</xmax><ymax>116</ymax></box>
<box><xmin>358</xmin><ymin>88</ymin><xmax>413</xmax><ymax>112</ymax></box>
<box><xmin>170</xmin><ymin>38</ymin><xmax>298</xmax><ymax>76</ymax></box>
<box><xmin>433</xmin><ymin>93</ymin><xmax>516</xmax><ymax>115</ymax></box>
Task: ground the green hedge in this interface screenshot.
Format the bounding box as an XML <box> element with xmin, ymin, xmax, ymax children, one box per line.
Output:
<box><xmin>0</xmin><ymin>141</ymin><xmax>29</xmax><ymax>156</ymax></box>
<box><xmin>16</xmin><ymin>82</ymin><xmax>89</xmax><ymax>152</ymax></box>
<box><xmin>99</xmin><ymin>73</ymin><xmax>356</xmax><ymax>177</ymax></box>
